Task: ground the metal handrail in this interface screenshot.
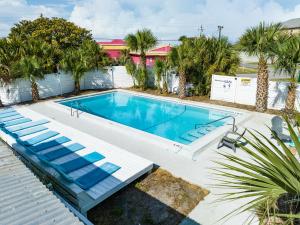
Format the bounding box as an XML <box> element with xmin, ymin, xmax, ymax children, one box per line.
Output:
<box><xmin>195</xmin><ymin>115</ymin><xmax>236</xmax><ymax>132</ymax></box>
<box><xmin>70</xmin><ymin>101</ymin><xmax>91</xmax><ymax>118</ymax></box>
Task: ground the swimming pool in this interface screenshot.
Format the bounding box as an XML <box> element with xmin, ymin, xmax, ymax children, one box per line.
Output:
<box><xmin>59</xmin><ymin>91</ymin><xmax>237</xmax><ymax>145</ymax></box>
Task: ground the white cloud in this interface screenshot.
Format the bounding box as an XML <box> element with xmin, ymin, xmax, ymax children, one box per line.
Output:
<box><xmin>69</xmin><ymin>0</ymin><xmax>300</xmax><ymax>41</ymax></box>
<box><xmin>0</xmin><ymin>0</ymin><xmax>67</xmax><ymax>36</ymax></box>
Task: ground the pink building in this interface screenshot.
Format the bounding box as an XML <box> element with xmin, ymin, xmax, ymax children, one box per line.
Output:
<box><xmin>97</xmin><ymin>39</ymin><xmax>172</xmax><ymax>67</ymax></box>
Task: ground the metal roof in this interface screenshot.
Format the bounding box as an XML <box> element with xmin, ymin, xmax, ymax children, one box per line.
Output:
<box><xmin>0</xmin><ymin>141</ymin><xmax>84</xmax><ymax>225</ymax></box>
<box><xmin>282</xmin><ymin>18</ymin><xmax>300</xmax><ymax>29</ymax></box>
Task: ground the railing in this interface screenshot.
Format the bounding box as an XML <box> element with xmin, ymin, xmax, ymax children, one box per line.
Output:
<box><xmin>70</xmin><ymin>101</ymin><xmax>92</xmax><ymax>118</ymax></box>
<box><xmin>195</xmin><ymin>115</ymin><xmax>236</xmax><ymax>132</ymax></box>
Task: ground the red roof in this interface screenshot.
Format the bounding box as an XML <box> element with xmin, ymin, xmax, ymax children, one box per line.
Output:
<box><xmin>97</xmin><ymin>39</ymin><xmax>126</xmax><ymax>45</ymax></box>
<box><xmin>150</xmin><ymin>45</ymin><xmax>172</xmax><ymax>53</ymax></box>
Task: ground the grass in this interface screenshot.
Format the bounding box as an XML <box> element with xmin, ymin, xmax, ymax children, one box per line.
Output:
<box><xmin>235</xmin><ymin>67</ymin><xmax>258</xmax><ymax>74</ymax></box>
<box><xmin>88</xmin><ymin>168</ymin><xmax>209</xmax><ymax>225</ymax></box>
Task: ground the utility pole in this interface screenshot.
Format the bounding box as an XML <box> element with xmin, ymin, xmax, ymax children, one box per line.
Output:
<box><xmin>217</xmin><ymin>25</ymin><xmax>224</xmax><ymax>40</ymax></box>
<box><xmin>197</xmin><ymin>25</ymin><xmax>204</xmax><ymax>36</ymax></box>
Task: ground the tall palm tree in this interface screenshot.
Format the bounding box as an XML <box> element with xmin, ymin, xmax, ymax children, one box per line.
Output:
<box><xmin>125</xmin><ymin>29</ymin><xmax>157</xmax><ymax>90</ymax></box>
<box><xmin>273</xmin><ymin>34</ymin><xmax>300</xmax><ymax>113</ymax></box>
<box><xmin>168</xmin><ymin>39</ymin><xmax>194</xmax><ymax>98</ymax></box>
<box><xmin>238</xmin><ymin>22</ymin><xmax>282</xmax><ymax>112</ymax></box>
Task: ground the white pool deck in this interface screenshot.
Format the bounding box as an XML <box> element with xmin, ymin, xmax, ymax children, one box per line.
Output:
<box><xmin>24</xmin><ymin>90</ymin><xmax>279</xmax><ymax>225</ymax></box>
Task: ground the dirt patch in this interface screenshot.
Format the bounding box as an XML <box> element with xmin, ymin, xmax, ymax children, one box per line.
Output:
<box><xmin>88</xmin><ymin>168</ymin><xmax>209</xmax><ymax>225</ymax></box>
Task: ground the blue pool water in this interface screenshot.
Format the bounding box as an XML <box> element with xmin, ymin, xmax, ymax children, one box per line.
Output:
<box><xmin>60</xmin><ymin>92</ymin><xmax>237</xmax><ymax>145</ymax></box>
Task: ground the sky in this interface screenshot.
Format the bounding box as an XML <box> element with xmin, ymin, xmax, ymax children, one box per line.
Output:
<box><xmin>1</xmin><ymin>0</ymin><xmax>300</xmax><ymax>42</ymax></box>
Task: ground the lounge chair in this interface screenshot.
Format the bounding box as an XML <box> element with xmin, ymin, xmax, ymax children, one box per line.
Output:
<box><xmin>0</xmin><ymin>108</ymin><xmax>15</xmax><ymax>114</ymax></box>
<box><xmin>6</xmin><ymin>119</ymin><xmax>49</xmax><ymax>133</ymax></box>
<box><xmin>29</xmin><ymin>136</ymin><xmax>71</xmax><ymax>152</ymax></box>
<box><xmin>74</xmin><ymin>162</ymin><xmax>120</xmax><ymax>190</ymax></box>
<box><xmin>271</xmin><ymin>116</ymin><xmax>291</xmax><ymax>142</ymax></box>
<box><xmin>0</xmin><ymin>111</ymin><xmax>19</xmax><ymax>119</ymax></box>
<box><xmin>0</xmin><ymin>115</ymin><xmax>23</xmax><ymax>123</ymax></box>
<box><xmin>19</xmin><ymin>131</ymin><xmax>59</xmax><ymax>147</ymax></box>
<box><xmin>52</xmin><ymin>152</ymin><xmax>105</xmax><ymax>181</ymax></box>
<box><xmin>217</xmin><ymin>128</ymin><xmax>246</xmax><ymax>152</ymax></box>
<box><xmin>2</xmin><ymin>118</ymin><xmax>32</xmax><ymax>128</ymax></box>
<box><xmin>38</xmin><ymin>143</ymin><xmax>85</xmax><ymax>161</ymax></box>
<box><xmin>11</xmin><ymin>126</ymin><xmax>48</xmax><ymax>138</ymax></box>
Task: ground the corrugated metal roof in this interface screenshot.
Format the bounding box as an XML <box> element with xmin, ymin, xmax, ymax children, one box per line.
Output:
<box><xmin>0</xmin><ymin>141</ymin><xmax>84</xmax><ymax>225</ymax></box>
<box><xmin>282</xmin><ymin>18</ymin><xmax>300</xmax><ymax>29</ymax></box>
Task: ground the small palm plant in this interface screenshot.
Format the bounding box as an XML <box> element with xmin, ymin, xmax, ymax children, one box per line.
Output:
<box><xmin>215</xmin><ymin>118</ymin><xmax>300</xmax><ymax>224</ymax></box>
<box><xmin>153</xmin><ymin>58</ymin><xmax>165</xmax><ymax>93</ymax></box>
<box><xmin>273</xmin><ymin>34</ymin><xmax>300</xmax><ymax>113</ymax></box>
<box><xmin>125</xmin><ymin>59</ymin><xmax>137</xmax><ymax>87</ymax></box>
<box><xmin>125</xmin><ymin>29</ymin><xmax>157</xmax><ymax>90</ymax></box>
<box><xmin>238</xmin><ymin>22</ymin><xmax>282</xmax><ymax>112</ymax></box>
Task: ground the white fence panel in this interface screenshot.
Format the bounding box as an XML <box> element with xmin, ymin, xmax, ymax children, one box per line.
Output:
<box><xmin>234</xmin><ymin>77</ymin><xmax>256</xmax><ymax>105</ymax></box>
<box><xmin>82</xmin><ymin>70</ymin><xmax>113</xmax><ymax>90</ymax></box>
<box><xmin>210</xmin><ymin>75</ymin><xmax>236</xmax><ymax>102</ymax></box>
<box><xmin>268</xmin><ymin>81</ymin><xmax>289</xmax><ymax>110</ymax></box>
<box><xmin>111</xmin><ymin>66</ymin><xmax>133</xmax><ymax>88</ymax></box>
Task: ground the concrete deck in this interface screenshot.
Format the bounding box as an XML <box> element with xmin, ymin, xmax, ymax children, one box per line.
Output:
<box><xmin>26</xmin><ymin>94</ymin><xmax>277</xmax><ymax>225</ymax></box>
<box><xmin>0</xmin><ymin>140</ymin><xmax>84</xmax><ymax>225</ymax></box>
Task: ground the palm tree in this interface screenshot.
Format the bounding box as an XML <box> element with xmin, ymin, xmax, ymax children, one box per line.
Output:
<box><xmin>168</xmin><ymin>39</ymin><xmax>194</xmax><ymax>98</ymax></box>
<box><xmin>125</xmin><ymin>29</ymin><xmax>157</xmax><ymax>90</ymax></box>
<box><xmin>60</xmin><ymin>40</ymin><xmax>103</xmax><ymax>94</ymax></box>
<box><xmin>14</xmin><ymin>56</ymin><xmax>45</xmax><ymax>101</ymax></box>
<box><xmin>238</xmin><ymin>22</ymin><xmax>282</xmax><ymax>112</ymax></box>
<box><xmin>273</xmin><ymin>34</ymin><xmax>300</xmax><ymax>113</ymax></box>
<box><xmin>119</xmin><ymin>49</ymin><xmax>131</xmax><ymax>65</ymax></box>
<box><xmin>12</xmin><ymin>39</ymin><xmax>53</xmax><ymax>102</ymax></box>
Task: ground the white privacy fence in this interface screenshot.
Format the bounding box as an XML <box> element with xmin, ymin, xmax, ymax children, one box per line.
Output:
<box><xmin>0</xmin><ymin>66</ymin><xmax>134</xmax><ymax>105</ymax></box>
<box><xmin>210</xmin><ymin>75</ymin><xmax>300</xmax><ymax>111</ymax></box>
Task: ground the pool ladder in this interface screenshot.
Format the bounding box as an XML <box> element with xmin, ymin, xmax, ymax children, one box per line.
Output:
<box><xmin>70</xmin><ymin>102</ymin><xmax>91</xmax><ymax>118</ymax></box>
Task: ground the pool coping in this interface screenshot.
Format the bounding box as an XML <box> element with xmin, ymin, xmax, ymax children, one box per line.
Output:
<box><xmin>46</xmin><ymin>89</ymin><xmax>252</xmax><ymax>159</ymax></box>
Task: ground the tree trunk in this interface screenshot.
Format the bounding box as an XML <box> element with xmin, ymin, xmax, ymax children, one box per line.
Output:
<box><xmin>140</xmin><ymin>52</ymin><xmax>147</xmax><ymax>90</ymax></box>
<box><xmin>162</xmin><ymin>79</ymin><xmax>168</xmax><ymax>95</ymax></box>
<box><xmin>285</xmin><ymin>82</ymin><xmax>296</xmax><ymax>113</ymax></box>
<box><xmin>255</xmin><ymin>57</ymin><xmax>269</xmax><ymax>112</ymax></box>
<box><xmin>178</xmin><ymin>70</ymin><xmax>186</xmax><ymax>98</ymax></box>
<box><xmin>31</xmin><ymin>80</ymin><xmax>39</xmax><ymax>102</ymax></box>
<box><xmin>74</xmin><ymin>80</ymin><xmax>80</xmax><ymax>95</ymax></box>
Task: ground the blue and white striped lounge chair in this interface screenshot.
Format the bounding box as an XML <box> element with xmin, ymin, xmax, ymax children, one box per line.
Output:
<box><xmin>52</xmin><ymin>152</ymin><xmax>105</xmax><ymax>181</ymax></box>
<box><xmin>38</xmin><ymin>143</ymin><xmax>85</xmax><ymax>161</ymax></box>
<box><xmin>75</xmin><ymin>162</ymin><xmax>121</xmax><ymax>190</ymax></box>
<box><xmin>6</xmin><ymin>119</ymin><xmax>49</xmax><ymax>133</ymax></box>
<box><xmin>11</xmin><ymin>126</ymin><xmax>48</xmax><ymax>138</ymax></box>
<box><xmin>29</xmin><ymin>136</ymin><xmax>71</xmax><ymax>153</ymax></box>
<box><xmin>0</xmin><ymin>115</ymin><xmax>23</xmax><ymax>123</ymax></box>
<box><xmin>2</xmin><ymin>118</ymin><xmax>32</xmax><ymax>128</ymax></box>
<box><xmin>18</xmin><ymin>131</ymin><xmax>59</xmax><ymax>147</ymax></box>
